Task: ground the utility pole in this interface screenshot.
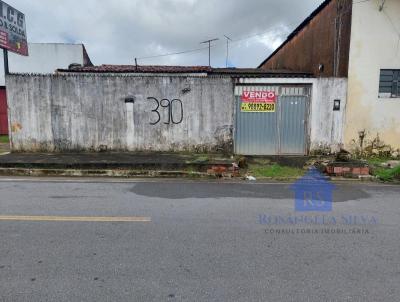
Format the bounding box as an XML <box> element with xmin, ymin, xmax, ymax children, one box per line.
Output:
<box><xmin>200</xmin><ymin>38</ymin><xmax>219</xmax><ymax>67</ymax></box>
<box><xmin>3</xmin><ymin>49</ymin><xmax>9</xmax><ymax>75</ymax></box>
<box><xmin>223</xmin><ymin>35</ymin><xmax>232</xmax><ymax>68</ymax></box>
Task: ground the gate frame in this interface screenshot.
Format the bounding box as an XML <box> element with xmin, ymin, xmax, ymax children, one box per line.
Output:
<box><xmin>233</xmin><ymin>78</ymin><xmax>314</xmax><ymax>156</ymax></box>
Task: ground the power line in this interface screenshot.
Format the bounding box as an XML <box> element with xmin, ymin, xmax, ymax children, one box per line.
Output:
<box><xmin>136</xmin><ymin>24</ymin><xmax>295</xmax><ymax>63</ymax></box>
<box><xmin>231</xmin><ymin>0</ymin><xmax>371</xmax><ymax>44</ymax></box>
<box><xmin>135</xmin><ymin>0</ymin><xmax>372</xmax><ymax>63</ymax></box>
<box><xmin>136</xmin><ymin>46</ymin><xmax>210</xmax><ymax>60</ymax></box>
<box><xmin>136</xmin><ymin>20</ymin><xmax>303</xmax><ymax>62</ymax></box>
<box><xmin>230</xmin><ymin>21</ymin><xmax>302</xmax><ymax>43</ymax></box>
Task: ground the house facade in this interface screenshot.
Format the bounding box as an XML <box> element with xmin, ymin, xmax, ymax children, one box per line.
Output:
<box><xmin>6</xmin><ymin>65</ymin><xmax>347</xmax><ymax>155</ymax></box>
<box><xmin>259</xmin><ymin>0</ymin><xmax>400</xmax><ymax>153</ymax></box>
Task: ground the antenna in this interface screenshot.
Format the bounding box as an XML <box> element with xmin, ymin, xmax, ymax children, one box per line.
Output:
<box><xmin>224</xmin><ymin>35</ymin><xmax>232</xmax><ymax>68</ymax></box>
<box><xmin>200</xmin><ymin>38</ymin><xmax>219</xmax><ymax>67</ymax></box>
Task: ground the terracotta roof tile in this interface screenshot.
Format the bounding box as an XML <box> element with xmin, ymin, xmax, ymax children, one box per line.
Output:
<box><xmin>56</xmin><ymin>65</ymin><xmax>312</xmax><ymax>78</ymax></box>
<box><xmin>58</xmin><ymin>64</ymin><xmax>212</xmax><ymax>73</ymax></box>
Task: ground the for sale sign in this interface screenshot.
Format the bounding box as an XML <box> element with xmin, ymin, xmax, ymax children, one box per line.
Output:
<box><xmin>0</xmin><ymin>1</ymin><xmax>28</xmax><ymax>56</ymax></box>
<box><xmin>241</xmin><ymin>91</ymin><xmax>276</xmax><ymax>112</ymax></box>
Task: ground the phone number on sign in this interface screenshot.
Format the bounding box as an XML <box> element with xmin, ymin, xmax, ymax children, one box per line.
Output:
<box><xmin>241</xmin><ymin>102</ymin><xmax>275</xmax><ymax>112</ymax></box>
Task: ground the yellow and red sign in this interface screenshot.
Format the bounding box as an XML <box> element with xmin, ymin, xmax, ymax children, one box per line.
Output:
<box><xmin>241</xmin><ymin>91</ymin><xmax>276</xmax><ymax>112</ymax></box>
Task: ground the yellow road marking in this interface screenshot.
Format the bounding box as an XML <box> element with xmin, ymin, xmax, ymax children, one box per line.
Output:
<box><xmin>0</xmin><ymin>215</ymin><xmax>151</xmax><ymax>222</ymax></box>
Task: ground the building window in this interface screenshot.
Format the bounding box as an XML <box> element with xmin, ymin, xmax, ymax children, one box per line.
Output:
<box><xmin>379</xmin><ymin>69</ymin><xmax>399</xmax><ymax>98</ymax></box>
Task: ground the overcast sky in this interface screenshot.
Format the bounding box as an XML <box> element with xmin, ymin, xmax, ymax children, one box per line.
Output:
<box><xmin>8</xmin><ymin>0</ymin><xmax>324</xmax><ymax>67</ymax></box>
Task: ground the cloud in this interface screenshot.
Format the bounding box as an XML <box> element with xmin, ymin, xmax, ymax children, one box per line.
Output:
<box><xmin>7</xmin><ymin>0</ymin><xmax>324</xmax><ymax>67</ymax></box>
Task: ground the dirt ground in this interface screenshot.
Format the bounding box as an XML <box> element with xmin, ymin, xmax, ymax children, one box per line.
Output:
<box><xmin>0</xmin><ymin>142</ymin><xmax>10</xmax><ymax>153</ymax></box>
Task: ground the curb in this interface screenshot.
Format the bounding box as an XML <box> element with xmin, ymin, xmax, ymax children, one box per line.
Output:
<box><xmin>0</xmin><ymin>168</ymin><xmax>217</xmax><ymax>179</ymax></box>
<box><xmin>247</xmin><ymin>176</ymin><xmax>302</xmax><ymax>182</ymax></box>
<box><xmin>0</xmin><ymin>168</ymin><xmax>303</xmax><ymax>181</ymax></box>
<box><xmin>0</xmin><ymin>168</ymin><xmax>396</xmax><ymax>184</ymax></box>
<box><xmin>248</xmin><ymin>175</ymin><xmax>395</xmax><ymax>184</ymax></box>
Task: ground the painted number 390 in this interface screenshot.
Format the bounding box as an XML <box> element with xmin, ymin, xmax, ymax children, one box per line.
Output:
<box><xmin>147</xmin><ymin>97</ymin><xmax>184</xmax><ymax>125</ymax></box>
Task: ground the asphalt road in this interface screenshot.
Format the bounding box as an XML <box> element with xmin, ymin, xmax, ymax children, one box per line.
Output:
<box><xmin>0</xmin><ymin>178</ymin><xmax>399</xmax><ymax>302</ymax></box>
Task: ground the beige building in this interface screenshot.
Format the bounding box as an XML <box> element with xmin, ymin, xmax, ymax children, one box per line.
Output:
<box><xmin>345</xmin><ymin>0</ymin><xmax>400</xmax><ymax>150</ymax></box>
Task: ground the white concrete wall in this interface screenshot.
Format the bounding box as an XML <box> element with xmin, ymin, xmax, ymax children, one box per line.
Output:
<box><xmin>7</xmin><ymin>74</ymin><xmax>346</xmax><ymax>154</ymax></box>
<box><xmin>237</xmin><ymin>77</ymin><xmax>348</xmax><ymax>153</ymax></box>
<box><xmin>345</xmin><ymin>0</ymin><xmax>400</xmax><ymax>149</ymax></box>
<box><xmin>310</xmin><ymin>78</ymin><xmax>348</xmax><ymax>153</ymax></box>
<box><xmin>0</xmin><ymin>43</ymin><xmax>86</xmax><ymax>86</ymax></box>
<box><xmin>6</xmin><ymin>74</ymin><xmax>234</xmax><ymax>152</ymax></box>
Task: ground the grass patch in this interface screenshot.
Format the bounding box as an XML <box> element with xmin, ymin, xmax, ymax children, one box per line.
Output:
<box><xmin>366</xmin><ymin>156</ymin><xmax>391</xmax><ymax>166</ymax></box>
<box><xmin>373</xmin><ymin>166</ymin><xmax>400</xmax><ymax>182</ymax></box>
<box><xmin>248</xmin><ymin>163</ymin><xmax>305</xmax><ymax>178</ymax></box>
<box><xmin>0</xmin><ymin>135</ymin><xmax>9</xmax><ymax>144</ymax></box>
<box><xmin>190</xmin><ymin>155</ymin><xmax>209</xmax><ymax>163</ymax></box>
<box><xmin>366</xmin><ymin>156</ymin><xmax>400</xmax><ymax>182</ymax></box>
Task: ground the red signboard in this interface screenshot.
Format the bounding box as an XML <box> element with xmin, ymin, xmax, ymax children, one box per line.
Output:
<box><xmin>241</xmin><ymin>91</ymin><xmax>276</xmax><ymax>103</ymax></box>
<box><xmin>240</xmin><ymin>91</ymin><xmax>277</xmax><ymax>113</ymax></box>
<box><xmin>0</xmin><ymin>1</ymin><xmax>28</xmax><ymax>56</ymax></box>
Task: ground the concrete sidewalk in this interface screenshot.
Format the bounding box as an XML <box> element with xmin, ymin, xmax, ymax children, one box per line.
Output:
<box><xmin>0</xmin><ymin>152</ymin><xmax>234</xmax><ymax>178</ymax></box>
<box><xmin>0</xmin><ymin>152</ymin><xmax>235</xmax><ymax>169</ymax></box>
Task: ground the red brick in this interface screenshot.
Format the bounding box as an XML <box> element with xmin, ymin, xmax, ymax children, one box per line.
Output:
<box><xmin>334</xmin><ymin>167</ymin><xmax>343</xmax><ymax>174</ymax></box>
